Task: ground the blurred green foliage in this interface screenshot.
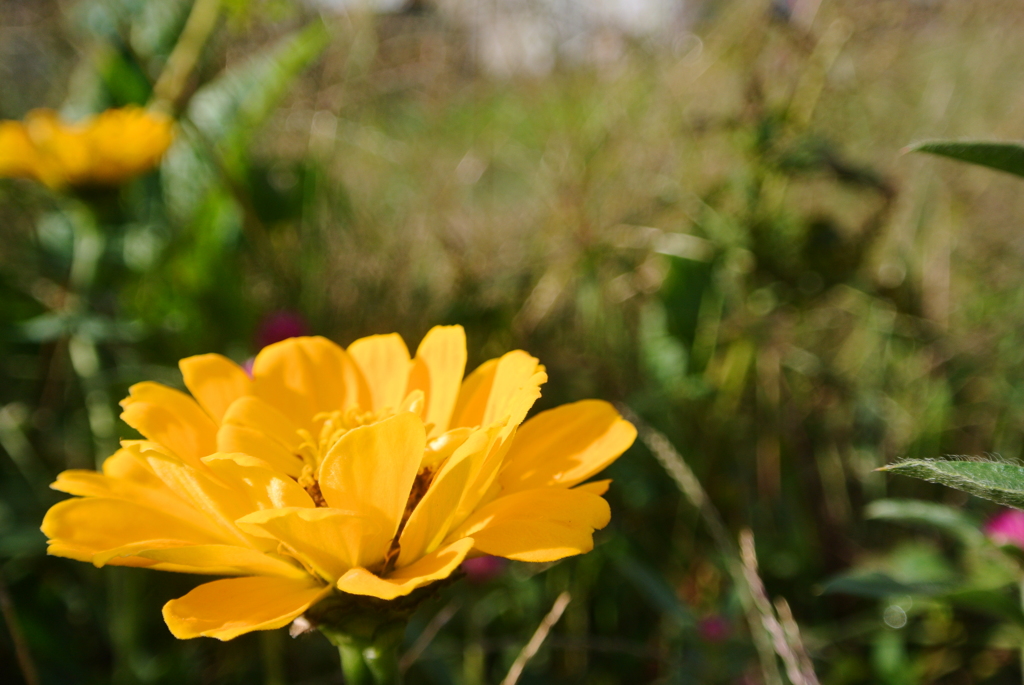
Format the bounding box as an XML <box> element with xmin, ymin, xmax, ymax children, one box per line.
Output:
<box><xmin>6</xmin><ymin>0</ymin><xmax>1024</xmax><ymax>683</ymax></box>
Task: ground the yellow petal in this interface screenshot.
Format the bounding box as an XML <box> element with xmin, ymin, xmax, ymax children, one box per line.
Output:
<box><xmin>336</xmin><ymin>538</ymin><xmax>474</xmax><ymax>601</ymax></box>
<box><xmin>120</xmin><ymin>382</ymin><xmax>218</xmax><ymax>465</ymax></box>
<box><xmin>451</xmin><ymin>351</ymin><xmax>544</xmax><ymax>429</ymax></box>
<box><xmin>179</xmin><ymin>354</ymin><xmax>252</xmax><ymax>423</ymax></box>
<box><xmin>407</xmin><ymin>325</ymin><xmax>467</xmax><ymax>436</ymax></box>
<box><xmin>6</xmin><ymin>107</ymin><xmax>173</xmax><ymax>188</ymax></box>
<box><xmin>347</xmin><ymin>333</ymin><xmax>412</xmax><ymax>413</ymax></box>
<box><xmin>51</xmin><ymin>469</ymin><xmax>133</xmax><ymax>498</ymax></box>
<box><xmin>449</xmin><ymin>358</ymin><xmax>497</xmax><ymax>427</ymax></box>
<box><xmin>447</xmin><ymin>488</ymin><xmax>611</xmax><ymax>562</ymax></box>
<box><xmin>449</xmin><ymin>420</ymin><xmax>522</xmax><ymax>529</ymax></box>
<box><xmin>499</xmin><ymin>400</ymin><xmax>636</xmax><ymax>492</ymax></box>
<box><xmin>217</xmin><ymin>425</ymin><xmax>303</xmax><ymax>478</ymax></box>
<box><xmin>44</xmin><ymin>542</ymin><xmax>162</xmax><ymax>569</ymax></box>
<box><xmin>441</xmin><ymin>355</ymin><xmax>547</xmax><ymax>526</ymax></box>
<box><xmin>491</xmin><ymin>370</ymin><xmax>547</xmax><ymax>431</ymax></box>
<box><xmin>100</xmin><ymin>444</ymin><xmax>164</xmax><ymax>485</ymax></box>
<box><xmin>85</xmin><ymin>107</ymin><xmax>173</xmax><ymax>184</ymax></box>
<box><xmin>444</xmin><ymin>366</ymin><xmax>551</xmax><ymax>528</ymax></box>
<box><xmin>251</xmin><ymin>337</ymin><xmax>370</xmax><ymax>431</ymax></box>
<box><xmin>89</xmin><ymin>540</ymin><xmax>305</xmax><ymax>579</ymax></box>
<box><xmin>50</xmin><ymin>469</ymin><xmax>214</xmax><ymax>532</ymax></box>
<box><xmin>421</xmin><ymin>427</ymin><xmax>474</xmax><ymax>469</ymax></box>
<box><xmin>143</xmin><ymin>453</ymin><xmax>265</xmax><ymax>547</ymax></box>
<box><xmin>237</xmin><ymin>507</ymin><xmax>389</xmax><ymax>582</ymax></box>
<box><xmin>42</xmin><ymin>497</ymin><xmax>228</xmax><ymax>561</ymax></box>
<box><xmin>163</xmin><ymin>575</ymin><xmax>329</xmax><ymax>640</ymax></box>
<box><xmin>20</xmin><ymin>110</ymin><xmax>86</xmax><ymax>188</ymax></box>
<box><xmin>202</xmin><ymin>454</ymin><xmax>313</xmax><ymax>510</ymax></box>
<box><xmin>134</xmin><ymin>545</ymin><xmax>308</xmax><ymax>579</ymax></box>
<box><xmin>217</xmin><ymin>396</ymin><xmax>304</xmax><ymax>476</ymax></box>
<box><xmin>0</xmin><ymin>121</ymin><xmax>42</xmax><ymax>182</ymax></box>
<box><xmin>573</xmin><ymin>479</ymin><xmax>611</xmax><ymax>496</ymax></box>
<box><xmin>398</xmin><ymin>429</ymin><xmax>493</xmax><ymax>567</ymax></box>
<box><xmin>318</xmin><ymin>413</ymin><xmax>425</xmax><ymax>539</ymax></box>
<box><xmin>222</xmin><ymin>395</ymin><xmax>304</xmax><ymax>451</ymax></box>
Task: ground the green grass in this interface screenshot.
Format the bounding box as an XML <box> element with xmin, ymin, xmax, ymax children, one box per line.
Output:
<box><xmin>5</xmin><ymin>0</ymin><xmax>1024</xmax><ymax>682</ymax></box>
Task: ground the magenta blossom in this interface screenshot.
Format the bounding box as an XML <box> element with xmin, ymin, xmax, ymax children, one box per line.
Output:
<box><xmin>462</xmin><ymin>555</ymin><xmax>507</xmax><ymax>584</ymax></box>
<box><xmin>698</xmin><ymin>615</ymin><xmax>731</xmax><ymax>643</ymax></box>
<box><xmin>985</xmin><ymin>509</ymin><xmax>1024</xmax><ymax>548</ymax></box>
<box><xmin>256</xmin><ymin>310</ymin><xmax>309</xmax><ymax>350</ymax></box>
<box><xmin>240</xmin><ymin>311</ymin><xmax>311</xmax><ymax>378</ymax></box>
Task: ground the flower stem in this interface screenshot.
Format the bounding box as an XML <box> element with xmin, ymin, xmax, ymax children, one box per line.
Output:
<box><xmin>309</xmin><ymin>587</ymin><xmax>451</xmax><ymax>684</ymax></box>
<box><xmin>152</xmin><ymin>0</ymin><xmax>223</xmax><ymax>111</ymax></box>
<box><xmin>322</xmin><ymin>624</ymin><xmax>403</xmax><ymax>685</ymax></box>
<box><xmin>338</xmin><ymin>642</ymin><xmax>371</xmax><ymax>685</ymax></box>
<box><xmin>1019</xmin><ymin>577</ymin><xmax>1024</xmax><ymax>685</ymax></box>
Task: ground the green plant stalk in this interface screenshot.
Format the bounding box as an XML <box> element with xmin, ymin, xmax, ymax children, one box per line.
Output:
<box><xmin>321</xmin><ymin>625</ymin><xmax>402</xmax><ymax>685</ymax></box>
<box><xmin>66</xmin><ymin>208</ymin><xmax>118</xmax><ymax>466</ymax></box>
<box><xmin>1019</xmin><ymin>577</ymin><xmax>1024</xmax><ymax>685</ymax></box>
<box><xmin>622</xmin><ymin>406</ymin><xmax>784</xmax><ymax>685</ymax></box>
<box><xmin>261</xmin><ymin>630</ymin><xmax>285</xmax><ymax>685</ymax></box>
<box><xmin>308</xmin><ymin>579</ymin><xmax>462</xmax><ymax>683</ymax></box>
<box><xmin>152</xmin><ymin>0</ymin><xmax>223</xmax><ymax>111</ymax></box>
<box><xmin>66</xmin><ymin>203</ymin><xmax>139</xmax><ymax>680</ymax></box>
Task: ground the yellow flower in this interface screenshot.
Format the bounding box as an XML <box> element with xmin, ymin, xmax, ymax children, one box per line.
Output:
<box><xmin>0</xmin><ymin>107</ymin><xmax>173</xmax><ymax>189</ymax></box>
<box><xmin>42</xmin><ymin>326</ymin><xmax>635</xmax><ymax>640</ymax></box>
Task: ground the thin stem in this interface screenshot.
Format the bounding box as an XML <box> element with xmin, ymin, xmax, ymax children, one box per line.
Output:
<box><xmin>66</xmin><ymin>212</ymin><xmax>117</xmax><ymax>467</ymax></box>
<box><xmin>67</xmin><ymin>208</ymin><xmax>103</xmax><ymax>294</ymax></box>
<box><xmin>399</xmin><ymin>600</ymin><xmax>461</xmax><ymax>672</ymax></box>
<box><xmin>741</xmin><ymin>530</ymin><xmax>819</xmax><ymax>685</ymax></box>
<box><xmin>0</xmin><ymin>404</ymin><xmax>50</xmax><ymax>503</ymax></box>
<box><xmin>151</xmin><ymin>0</ymin><xmax>223</xmax><ymax>111</ymax></box>
<box><xmin>261</xmin><ymin>629</ymin><xmax>285</xmax><ymax>685</ymax></box>
<box><xmin>68</xmin><ymin>334</ymin><xmax>118</xmax><ymax>467</ymax></box>
<box><xmin>621</xmin><ymin>406</ymin><xmax>784</xmax><ymax>685</ymax></box>
<box><xmin>0</xmin><ymin>574</ymin><xmax>40</xmax><ymax>685</ymax></box>
<box><xmin>775</xmin><ymin>597</ymin><xmax>818</xmax><ymax>685</ymax></box>
<box><xmin>1019</xmin><ymin>577</ymin><xmax>1024</xmax><ymax>685</ymax></box>
<box><xmin>502</xmin><ymin>592</ymin><xmax>571</xmax><ymax>685</ymax></box>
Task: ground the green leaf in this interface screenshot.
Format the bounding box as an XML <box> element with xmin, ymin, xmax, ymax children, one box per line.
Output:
<box><xmin>187</xmin><ymin>19</ymin><xmax>330</xmax><ymax>158</ymax></box>
<box><xmin>819</xmin><ymin>571</ymin><xmax>952</xmax><ymax>598</ymax></box>
<box><xmin>908</xmin><ymin>140</ymin><xmax>1024</xmax><ymax>178</ymax></box>
<box><xmin>18</xmin><ymin>312</ymin><xmax>71</xmax><ymax>342</ymax></box>
<box><xmin>944</xmin><ymin>588</ymin><xmax>1024</xmax><ymax>626</ymax></box>
<box><xmin>880</xmin><ymin>459</ymin><xmax>1024</xmax><ymax>509</ymax></box>
<box><xmin>865</xmin><ymin>499</ymin><xmax>984</xmax><ymax>546</ymax></box>
<box><xmin>165</xmin><ymin>20</ymin><xmax>329</xmax><ymax>222</ymax></box>
<box><xmin>132</xmin><ymin>0</ymin><xmax>192</xmax><ymax>59</ymax></box>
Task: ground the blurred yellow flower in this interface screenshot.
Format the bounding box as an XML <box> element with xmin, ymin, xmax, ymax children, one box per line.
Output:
<box><xmin>42</xmin><ymin>326</ymin><xmax>635</xmax><ymax>640</ymax></box>
<box><xmin>0</xmin><ymin>106</ymin><xmax>173</xmax><ymax>189</ymax></box>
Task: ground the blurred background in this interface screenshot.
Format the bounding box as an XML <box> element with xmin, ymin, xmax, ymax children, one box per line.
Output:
<box><xmin>4</xmin><ymin>0</ymin><xmax>1024</xmax><ymax>682</ymax></box>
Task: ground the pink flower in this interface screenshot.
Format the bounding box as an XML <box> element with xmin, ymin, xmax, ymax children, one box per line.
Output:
<box><xmin>255</xmin><ymin>311</ymin><xmax>309</xmax><ymax>350</ymax></box>
<box><xmin>462</xmin><ymin>555</ymin><xmax>507</xmax><ymax>584</ymax></box>
<box><xmin>697</xmin><ymin>615</ymin><xmax>731</xmax><ymax>643</ymax></box>
<box><xmin>985</xmin><ymin>509</ymin><xmax>1024</xmax><ymax>548</ymax></box>
<box><xmin>241</xmin><ymin>312</ymin><xmax>310</xmax><ymax>378</ymax></box>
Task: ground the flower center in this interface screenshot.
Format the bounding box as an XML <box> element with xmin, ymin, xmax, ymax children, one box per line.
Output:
<box><xmin>298</xmin><ymin>407</ymin><xmax>385</xmax><ymax>470</ymax></box>
<box><xmin>294</xmin><ymin>408</ymin><xmax>385</xmax><ymax>505</ymax></box>
<box><xmin>292</xmin><ymin>391</ymin><xmax>429</xmax><ymax>508</ymax></box>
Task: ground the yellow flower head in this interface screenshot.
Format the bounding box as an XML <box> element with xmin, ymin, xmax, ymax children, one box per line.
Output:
<box><xmin>0</xmin><ymin>106</ymin><xmax>173</xmax><ymax>189</ymax></box>
<box><xmin>42</xmin><ymin>326</ymin><xmax>636</xmax><ymax>640</ymax></box>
